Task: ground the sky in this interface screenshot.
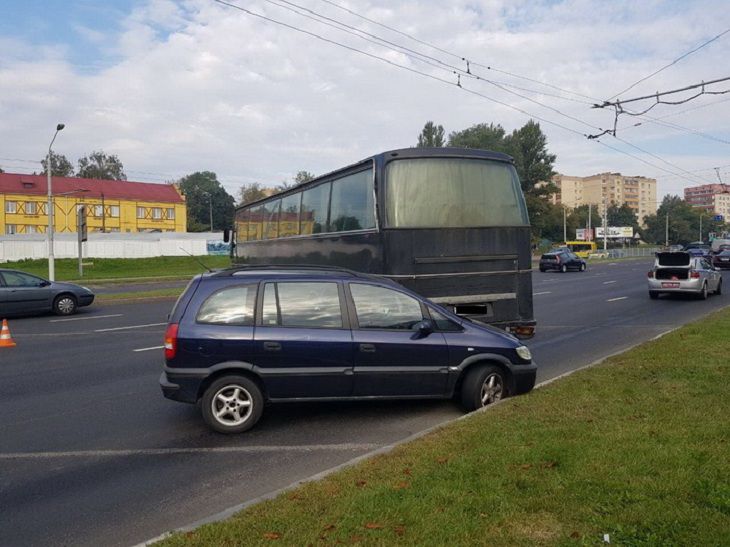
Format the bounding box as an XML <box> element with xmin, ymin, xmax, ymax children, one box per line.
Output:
<box><xmin>1</xmin><ymin>0</ymin><xmax>729</xmax><ymax>202</ymax></box>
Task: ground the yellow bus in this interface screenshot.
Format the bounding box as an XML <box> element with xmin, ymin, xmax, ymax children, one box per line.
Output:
<box><xmin>564</xmin><ymin>241</ymin><xmax>597</xmax><ymax>258</ymax></box>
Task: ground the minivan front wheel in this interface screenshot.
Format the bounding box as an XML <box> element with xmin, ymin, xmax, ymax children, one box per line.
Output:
<box><xmin>201</xmin><ymin>375</ymin><xmax>264</xmax><ymax>434</ymax></box>
<box><xmin>460</xmin><ymin>365</ymin><xmax>507</xmax><ymax>411</ymax></box>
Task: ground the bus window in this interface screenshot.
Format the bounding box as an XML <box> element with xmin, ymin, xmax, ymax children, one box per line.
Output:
<box><xmin>385</xmin><ymin>158</ymin><xmax>528</xmax><ymax>227</ymax></box>
<box><xmin>329</xmin><ymin>169</ymin><xmax>375</xmax><ymax>232</ymax></box>
<box><xmin>301</xmin><ymin>183</ymin><xmax>330</xmax><ymax>235</ymax></box>
<box><xmin>249</xmin><ymin>205</ymin><xmax>263</xmax><ymax>241</ymax></box>
<box><xmin>235</xmin><ymin>208</ymin><xmax>250</xmax><ymax>242</ymax></box>
<box><xmin>279</xmin><ymin>193</ymin><xmax>301</xmax><ymax>237</ymax></box>
<box><xmin>263</xmin><ymin>199</ymin><xmax>280</xmax><ymax>240</ymax></box>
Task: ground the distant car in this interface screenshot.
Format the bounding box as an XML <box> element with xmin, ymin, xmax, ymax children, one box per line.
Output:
<box><xmin>712</xmin><ymin>249</ymin><xmax>730</xmax><ymax>269</ymax></box>
<box><xmin>685</xmin><ymin>243</ymin><xmax>711</xmax><ymax>257</ymax></box>
<box><xmin>0</xmin><ymin>269</ymin><xmax>95</xmax><ymax>316</ymax></box>
<box><xmin>539</xmin><ymin>250</ymin><xmax>586</xmax><ymax>273</ymax></box>
<box><xmin>667</xmin><ymin>244</ymin><xmax>685</xmax><ymax>252</ymax></box>
<box><xmin>647</xmin><ymin>252</ymin><xmax>722</xmax><ymax>299</ymax></box>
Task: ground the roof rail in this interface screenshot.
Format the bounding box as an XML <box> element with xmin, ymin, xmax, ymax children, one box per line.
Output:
<box><xmin>210</xmin><ymin>264</ymin><xmax>373</xmax><ymax>278</ymax></box>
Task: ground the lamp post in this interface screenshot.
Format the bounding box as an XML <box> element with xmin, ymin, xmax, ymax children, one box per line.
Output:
<box><xmin>204</xmin><ymin>191</ymin><xmax>213</xmax><ymax>231</ymax></box>
<box><xmin>47</xmin><ymin>123</ymin><xmax>65</xmax><ymax>281</ymax></box>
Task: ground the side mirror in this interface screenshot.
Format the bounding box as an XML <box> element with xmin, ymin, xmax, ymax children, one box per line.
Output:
<box><xmin>40</xmin><ymin>280</ymin><xmax>51</xmax><ymax>287</ymax></box>
<box><xmin>412</xmin><ymin>319</ymin><xmax>434</xmax><ymax>338</ymax></box>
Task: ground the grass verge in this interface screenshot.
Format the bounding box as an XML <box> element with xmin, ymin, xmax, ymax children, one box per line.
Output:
<box><xmin>158</xmin><ymin>308</ymin><xmax>730</xmax><ymax>546</ymax></box>
<box><xmin>2</xmin><ymin>256</ymin><xmax>231</xmax><ymax>282</ymax></box>
<box><xmin>95</xmin><ymin>288</ymin><xmax>183</xmax><ymax>302</ymax></box>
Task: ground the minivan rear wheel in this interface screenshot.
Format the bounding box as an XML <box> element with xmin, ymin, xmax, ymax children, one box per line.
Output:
<box><xmin>201</xmin><ymin>375</ymin><xmax>264</xmax><ymax>434</ymax></box>
<box><xmin>460</xmin><ymin>365</ymin><xmax>507</xmax><ymax>411</ymax></box>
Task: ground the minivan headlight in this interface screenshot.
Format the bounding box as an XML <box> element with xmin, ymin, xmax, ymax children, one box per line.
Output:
<box><xmin>515</xmin><ymin>345</ymin><xmax>532</xmax><ymax>361</ymax></box>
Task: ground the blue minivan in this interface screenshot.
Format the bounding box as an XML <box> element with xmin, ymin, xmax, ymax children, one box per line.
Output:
<box><xmin>160</xmin><ymin>267</ymin><xmax>536</xmax><ymax>433</ymax></box>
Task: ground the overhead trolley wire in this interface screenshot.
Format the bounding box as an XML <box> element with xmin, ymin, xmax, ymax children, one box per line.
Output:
<box><xmin>606</xmin><ymin>27</ymin><xmax>730</xmax><ymax>102</ymax></box>
<box><xmin>213</xmin><ymin>0</ymin><xmax>715</xmax><ymax>185</ymax></box>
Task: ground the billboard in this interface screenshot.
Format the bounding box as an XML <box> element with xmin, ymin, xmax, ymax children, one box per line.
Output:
<box><xmin>595</xmin><ymin>226</ymin><xmax>634</xmax><ymax>239</ymax></box>
<box><xmin>576</xmin><ymin>228</ymin><xmax>594</xmax><ymax>241</ymax></box>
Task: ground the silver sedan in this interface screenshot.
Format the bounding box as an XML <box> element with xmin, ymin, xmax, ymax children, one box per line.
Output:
<box><xmin>648</xmin><ymin>252</ymin><xmax>722</xmax><ymax>299</ymax></box>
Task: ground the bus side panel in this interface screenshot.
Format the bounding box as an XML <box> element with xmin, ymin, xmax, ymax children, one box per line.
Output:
<box><xmin>381</xmin><ymin>227</ymin><xmax>534</xmax><ymax>326</ymax></box>
<box><xmin>234</xmin><ymin>232</ymin><xmax>384</xmax><ymax>272</ymax></box>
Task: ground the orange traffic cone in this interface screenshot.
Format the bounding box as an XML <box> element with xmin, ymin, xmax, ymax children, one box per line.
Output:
<box><xmin>0</xmin><ymin>319</ymin><xmax>16</xmax><ymax>348</ymax></box>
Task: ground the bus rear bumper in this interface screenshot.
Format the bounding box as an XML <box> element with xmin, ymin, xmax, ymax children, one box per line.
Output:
<box><xmin>498</xmin><ymin>320</ymin><xmax>537</xmax><ymax>339</ymax></box>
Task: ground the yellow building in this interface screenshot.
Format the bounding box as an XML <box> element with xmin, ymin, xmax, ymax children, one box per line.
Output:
<box><xmin>0</xmin><ymin>173</ymin><xmax>186</xmax><ymax>234</ymax></box>
<box><xmin>548</xmin><ymin>172</ymin><xmax>657</xmax><ymax>225</ymax></box>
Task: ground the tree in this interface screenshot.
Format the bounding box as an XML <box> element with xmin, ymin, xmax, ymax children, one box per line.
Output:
<box><xmin>293</xmin><ymin>170</ymin><xmax>314</xmax><ymax>184</ymax></box>
<box><xmin>447</xmin><ymin>123</ymin><xmax>507</xmax><ymax>152</ymax></box>
<box><xmin>504</xmin><ymin>121</ymin><xmax>556</xmax><ymax>194</ymax></box>
<box><xmin>40</xmin><ymin>152</ymin><xmax>74</xmax><ymax>177</ymax></box>
<box><xmin>238</xmin><ymin>182</ymin><xmax>269</xmax><ymax>205</ymax></box>
<box><xmin>178</xmin><ymin>171</ymin><xmax>235</xmax><ymax>232</ymax></box>
<box><xmin>417</xmin><ymin>121</ymin><xmax>445</xmax><ymax>147</ymax></box>
<box><xmin>607</xmin><ymin>203</ymin><xmax>639</xmax><ymax>229</ymax></box>
<box><xmin>640</xmin><ymin>195</ymin><xmax>724</xmax><ymax>245</ymax></box>
<box><xmin>77</xmin><ymin>151</ymin><xmax>126</xmax><ymax>180</ymax></box>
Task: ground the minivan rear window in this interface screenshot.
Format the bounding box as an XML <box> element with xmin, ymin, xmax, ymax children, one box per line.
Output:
<box><xmin>657</xmin><ymin>252</ymin><xmax>690</xmax><ymax>266</ymax></box>
<box><xmin>196</xmin><ymin>284</ymin><xmax>257</xmax><ymax>325</ymax></box>
<box><xmin>541</xmin><ymin>254</ymin><xmax>558</xmax><ymax>260</ymax></box>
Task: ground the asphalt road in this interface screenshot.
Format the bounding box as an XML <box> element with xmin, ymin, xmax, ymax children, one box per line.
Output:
<box><xmin>0</xmin><ymin>260</ymin><xmax>727</xmax><ymax>546</ymax></box>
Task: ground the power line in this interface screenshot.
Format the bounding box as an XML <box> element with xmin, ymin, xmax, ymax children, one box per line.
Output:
<box><xmin>595</xmin><ymin>76</ymin><xmax>730</xmax><ymax>109</ymax></box>
<box><xmin>214</xmin><ymin>0</ymin><xmax>719</xmax><ymax>187</ymax></box>
<box><xmin>606</xmin><ymin>27</ymin><xmax>730</xmax><ymax>101</ymax></box>
<box><xmin>317</xmin><ymin>0</ymin><xmax>600</xmax><ymax>104</ymax></box>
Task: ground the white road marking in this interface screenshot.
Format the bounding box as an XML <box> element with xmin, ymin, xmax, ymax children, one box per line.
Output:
<box><xmin>133</xmin><ymin>345</ymin><xmax>164</xmax><ymax>352</ymax></box>
<box><xmin>95</xmin><ymin>322</ymin><xmax>166</xmax><ymax>332</ymax></box>
<box><xmin>602</xmin><ymin>280</ymin><xmax>617</xmax><ymax>285</ymax></box>
<box><xmin>607</xmin><ymin>296</ymin><xmax>628</xmax><ymax>302</ymax></box>
<box><xmin>0</xmin><ymin>444</ymin><xmax>384</xmax><ymax>460</ymax></box>
<box><xmin>534</xmin><ymin>291</ymin><xmax>552</xmax><ymax>295</ymax></box>
<box><xmin>50</xmin><ymin>314</ymin><xmax>123</xmax><ymax>323</ymax></box>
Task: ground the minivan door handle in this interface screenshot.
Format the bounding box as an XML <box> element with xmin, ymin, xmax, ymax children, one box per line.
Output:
<box><xmin>359</xmin><ymin>343</ymin><xmax>376</xmax><ymax>353</ymax></box>
<box><xmin>263</xmin><ymin>341</ymin><xmax>282</xmax><ymax>351</ymax></box>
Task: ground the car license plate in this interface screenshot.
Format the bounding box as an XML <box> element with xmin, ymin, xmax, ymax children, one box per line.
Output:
<box><xmin>722</xmin><ymin>258</ymin><xmax>729</xmax><ymax>262</ymax></box>
<box><xmin>661</xmin><ymin>282</ymin><xmax>680</xmax><ymax>288</ymax></box>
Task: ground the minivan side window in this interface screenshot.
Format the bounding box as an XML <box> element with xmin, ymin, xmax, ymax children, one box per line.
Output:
<box><xmin>263</xmin><ymin>282</ymin><xmax>343</xmax><ymax>328</ymax></box>
<box><xmin>428</xmin><ymin>307</ymin><xmax>462</xmax><ymax>332</ymax></box>
<box><xmin>196</xmin><ymin>284</ymin><xmax>257</xmax><ymax>325</ymax></box>
<box><xmin>350</xmin><ymin>283</ymin><xmax>424</xmax><ymax>329</ymax></box>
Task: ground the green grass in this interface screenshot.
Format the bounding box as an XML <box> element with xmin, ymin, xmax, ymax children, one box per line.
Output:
<box><xmin>158</xmin><ymin>308</ymin><xmax>730</xmax><ymax>546</ymax></box>
<box><xmin>95</xmin><ymin>287</ymin><xmax>184</xmax><ymax>302</ymax></box>
<box><xmin>2</xmin><ymin>256</ymin><xmax>231</xmax><ymax>282</ymax></box>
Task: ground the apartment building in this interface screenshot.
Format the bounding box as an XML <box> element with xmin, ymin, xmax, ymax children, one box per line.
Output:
<box><xmin>549</xmin><ymin>172</ymin><xmax>658</xmax><ymax>224</ymax></box>
<box><xmin>684</xmin><ymin>184</ymin><xmax>730</xmax><ymax>220</ymax></box>
<box><xmin>0</xmin><ymin>172</ymin><xmax>186</xmax><ymax>235</ymax></box>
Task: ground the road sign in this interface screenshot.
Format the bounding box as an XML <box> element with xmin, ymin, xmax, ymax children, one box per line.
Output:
<box><xmin>713</xmin><ymin>215</ymin><xmax>724</xmax><ymax>222</ymax></box>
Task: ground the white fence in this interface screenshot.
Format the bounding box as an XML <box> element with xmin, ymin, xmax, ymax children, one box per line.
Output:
<box><xmin>0</xmin><ymin>232</ymin><xmax>225</xmax><ymax>262</ymax></box>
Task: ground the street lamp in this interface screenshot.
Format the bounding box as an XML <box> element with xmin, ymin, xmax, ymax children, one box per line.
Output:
<box><xmin>47</xmin><ymin>123</ymin><xmax>65</xmax><ymax>281</ymax></box>
<box><xmin>204</xmin><ymin>191</ymin><xmax>213</xmax><ymax>231</ymax></box>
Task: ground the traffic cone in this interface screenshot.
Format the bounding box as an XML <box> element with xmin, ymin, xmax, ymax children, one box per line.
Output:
<box><xmin>0</xmin><ymin>319</ymin><xmax>16</xmax><ymax>348</ymax></box>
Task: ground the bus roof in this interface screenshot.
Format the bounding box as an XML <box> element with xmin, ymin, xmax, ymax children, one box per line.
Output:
<box><xmin>238</xmin><ymin>147</ymin><xmax>515</xmax><ymax>210</ymax></box>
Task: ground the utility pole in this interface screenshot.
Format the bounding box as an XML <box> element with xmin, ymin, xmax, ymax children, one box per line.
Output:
<box><xmin>563</xmin><ymin>206</ymin><xmax>567</xmax><ymax>242</ymax></box>
<box><xmin>699</xmin><ymin>213</ymin><xmax>703</xmax><ymax>242</ymax></box>
<box><xmin>101</xmin><ymin>192</ymin><xmax>106</xmax><ymax>233</ymax></box>
<box><xmin>588</xmin><ymin>205</ymin><xmax>592</xmax><ymax>241</ymax></box>
<box><xmin>602</xmin><ymin>198</ymin><xmax>608</xmax><ymax>251</ymax></box>
<box><xmin>665</xmin><ymin>213</ymin><xmax>669</xmax><ymax>247</ymax></box>
<box><xmin>47</xmin><ymin>123</ymin><xmax>65</xmax><ymax>281</ymax></box>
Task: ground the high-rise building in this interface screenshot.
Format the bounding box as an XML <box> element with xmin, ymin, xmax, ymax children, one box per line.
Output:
<box><xmin>548</xmin><ymin>173</ymin><xmax>658</xmax><ymax>224</ymax></box>
<box><xmin>684</xmin><ymin>184</ymin><xmax>730</xmax><ymax>220</ymax></box>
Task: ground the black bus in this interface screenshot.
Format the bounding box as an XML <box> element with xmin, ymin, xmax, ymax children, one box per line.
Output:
<box><xmin>229</xmin><ymin>147</ymin><xmax>535</xmax><ymax>337</ymax></box>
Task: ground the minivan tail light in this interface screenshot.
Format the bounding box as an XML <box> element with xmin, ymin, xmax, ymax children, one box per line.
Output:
<box><xmin>164</xmin><ymin>323</ymin><xmax>179</xmax><ymax>360</ymax></box>
<box><xmin>647</xmin><ymin>270</ymin><xmax>654</xmax><ymax>278</ymax></box>
<box><xmin>690</xmin><ymin>271</ymin><xmax>700</xmax><ymax>279</ymax></box>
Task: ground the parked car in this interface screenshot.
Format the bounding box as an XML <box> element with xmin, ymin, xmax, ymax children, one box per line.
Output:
<box><xmin>647</xmin><ymin>252</ymin><xmax>722</xmax><ymax>299</ymax></box>
<box><xmin>0</xmin><ymin>269</ymin><xmax>95</xmax><ymax>316</ymax></box>
<box><xmin>712</xmin><ymin>249</ymin><xmax>730</xmax><ymax>269</ymax></box>
<box><xmin>538</xmin><ymin>250</ymin><xmax>587</xmax><ymax>273</ymax></box>
<box><xmin>160</xmin><ymin>266</ymin><xmax>537</xmax><ymax>433</ymax></box>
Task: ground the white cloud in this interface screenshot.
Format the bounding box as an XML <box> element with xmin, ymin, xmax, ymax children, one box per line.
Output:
<box><xmin>1</xmin><ymin>0</ymin><xmax>729</xmax><ymax>198</ymax></box>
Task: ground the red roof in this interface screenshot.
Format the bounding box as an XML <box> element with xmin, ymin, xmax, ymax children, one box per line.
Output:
<box><xmin>0</xmin><ymin>173</ymin><xmax>184</xmax><ymax>204</ymax></box>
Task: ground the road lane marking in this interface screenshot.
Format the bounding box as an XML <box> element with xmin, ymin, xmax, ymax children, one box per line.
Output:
<box><xmin>534</xmin><ymin>291</ymin><xmax>552</xmax><ymax>295</ymax></box>
<box><xmin>0</xmin><ymin>444</ymin><xmax>384</xmax><ymax>460</ymax></box>
<box><xmin>602</xmin><ymin>280</ymin><xmax>617</xmax><ymax>285</ymax></box>
<box><xmin>50</xmin><ymin>314</ymin><xmax>123</xmax><ymax>323</ymax></box>
<box><xmin>133</xmin><ymin>345</ymin><xmax>164</xmax><ymax>352</ymax></box>
<box><xmin>607</xmin><ymin>296</ymin><xmax>628</xmax><ymax>302</ymax></box>
<box><xmin>95</xmin><ymin>322</ymin><xmax>166</xmax><ymax>332</ymax></box>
